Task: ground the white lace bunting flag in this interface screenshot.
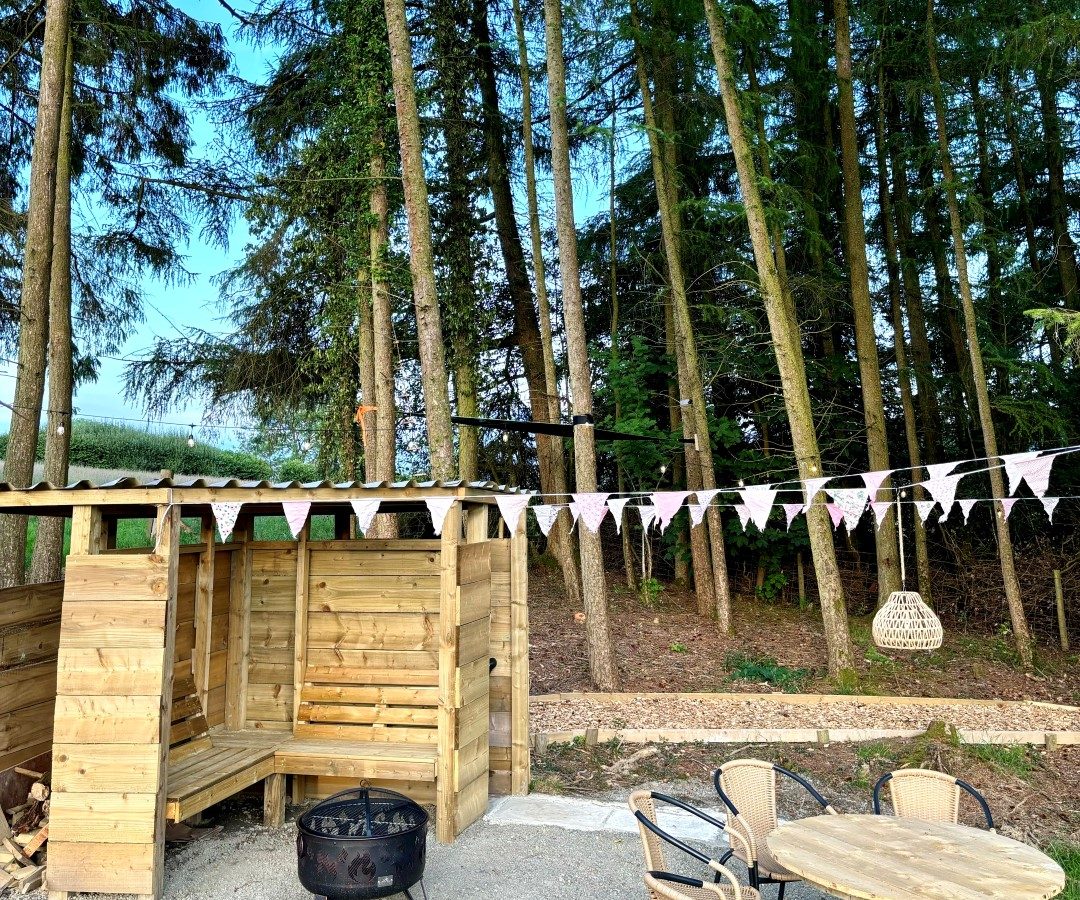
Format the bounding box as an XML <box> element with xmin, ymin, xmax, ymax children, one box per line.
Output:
<box><xmin>740</xmin><ymin>486</ymin><xmax>778</xmax><ymax>531</ymax></box>
<box><xmin>924</xmin><ymin>460</ymin><xmax>961</xmax><ymax>482</ymax></box>
<box><xmin>637</xmin><ymin>503</ymin><xmax>658</xmax><ymax>531</ymax></box>
<box><xmin>734</xmin><ymin>504</ymin><xmax>751</xmax><ymax>531</ymax></box>
<box><xmin>532</xmin><ymin>504</ymin><xmax>560</xmax><ymax>537</ymax></box>
<box><xmin>350</xmin><ymin>499</ymin><xmax>381</xmax><ymax>536</ymax></box>
<box><xmin>1001</xmin><ymin>451</ymin><xmax>1039</xmax><ymax>495</ymax></box>
<box><xmin>652</xmin><ymin>491</ymin><xmax>689</xmax><ymax>532</ymax></box>
<box><xmin>914</xmin><ymin>500</ymin><xmax>937</xmax><ymax>524</ymax></box>
<box><xmin>212</xmin><ymin>502</ymin><xmax>243</xmax><ymax>540</ymax></box>
<box><xmin>802</xmin><ymin>476</ymin><xmax>831</xmax><ymax>511</ymax></box>
<box><xmin>1042</xmin><ymin>497</ymin><xmax>1059</xmax><ymax>522</ymax></box>
<box><xmin>608</xmin><ymin>497</ymin><xmax>632</xmax><ymax>533</ymax></box>
<box><xmin>870</xmin><ymin>500</ymin><xmax>892</xmax><ymax>530</ymax></box>
<box><xmin>781</xmin><ymin>503</ymin><xmax>803</xmax><ymax>531</ymax></box>
<box><xmin>425</xmin><ymin>497</ymin><xmax>457</xmax><ymax>536</ymax></box>
<box><xmin>826</xmin><ymin>488</ymin><xmax>868</xmax><ymax>532</ymax></box>
<box><xmin>282</xmin><ymin>501</ymin><xmax>311</xmax><ymax>539</ymax></box>
<box><xmin>571</xmin><ymin>492</ymin><xmax>610</xmax><ymax>534</ymax></box>
<box><xmin>1006</xmin><ymin>454</ymin><xmax>1057</xmax><ymax>498</ymax></box>
<box><xmin>495</xmin><ymin>494</ymin><xmax>531</xmax><ymax>534</ymax></box>
<box><xmin>920</xmin><ymin>472</ymin><xmax>962</xmax><ymax>522</ymax></box>
<box><xmin>958</xmin><ymin>499</ymin><xmax>978</xmax><ymax>524</ymax></box>
<box><xmin>689</xmin><ymin>489</ymin><xmax>720</xmax><ymax>528</ymax></box>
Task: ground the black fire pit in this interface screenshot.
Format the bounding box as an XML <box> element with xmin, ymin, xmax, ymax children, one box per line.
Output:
<box><xmin>297</xmin><ymin>787</ymin><xmax>428</xmax><ymax>899</ymax></box>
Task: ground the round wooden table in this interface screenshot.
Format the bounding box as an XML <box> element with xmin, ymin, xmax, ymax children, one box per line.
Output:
<box><xmin>765</xmin><ymin>814</ymin><xmax>1066</xmax><ymax>900</ymax></box>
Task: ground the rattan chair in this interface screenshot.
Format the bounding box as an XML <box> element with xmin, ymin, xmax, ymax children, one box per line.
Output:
<box><xmin>873</xmin><ymin>768</ymin><xmax>994</xmax><ymax>830</ymax></box>
<box><xmin>629</xmin><ymin>790</ymin><xmax>760</xmax><ymax>900</ymax></box>
<box><xmin>712</xmin><ymin>760</ymin><xmax>836</xmax><ymax>898</ymax></box>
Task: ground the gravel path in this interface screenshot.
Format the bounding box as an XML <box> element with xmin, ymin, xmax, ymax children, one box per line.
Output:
<box><xmin>530</xmin><ymin>695</ymin><xmax>1080</xmax><ymax>734</ymax></box>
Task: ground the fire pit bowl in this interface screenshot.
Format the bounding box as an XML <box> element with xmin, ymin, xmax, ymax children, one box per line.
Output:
<box><xmin>296</xmin><ymin>787</ymin><xmax>428</xmax><ymax>899</ymax></box>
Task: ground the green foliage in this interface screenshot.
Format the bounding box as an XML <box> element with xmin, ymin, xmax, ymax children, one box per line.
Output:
<box><xmin>639</xmin><ymin>576</ymin><xmax>664</xmax><ymax>609</ymax></box>
<box><xmin>965</xmin><ymin>744</ymin><xmax>1034</xmax><ymax>779</ymax></box>
<box><xmin>277</xmin><ymin>457</ymin><xmax>322</xmax><ymax>483</ymax></box>
<box><xmin>1046</xmin><ymin>843</ymin><xmax>1080</xmax><ymax>900</ymax></box>
<box><xmin>669</xmin><ymin>641</ymin><xmax>688</xmax><ymax>653</ymax></box>
<box><xmin>724</xmin><ymin>652</ymin><xmax>810</xmax><ymax>691</ymax></box>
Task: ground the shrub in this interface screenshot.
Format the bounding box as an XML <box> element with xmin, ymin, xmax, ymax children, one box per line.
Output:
<box><xmin>724</xmin><ymin>652</ymin><xmax>810</xmax><ymax>692</ymax></box>
<box><xmin>277</xmin><ymin>457</ymin><xmax>322</xmax><ymax>483</ymax></box>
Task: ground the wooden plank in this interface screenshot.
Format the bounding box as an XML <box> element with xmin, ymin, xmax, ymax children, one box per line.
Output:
<box><xmin>0</xmin><ymin>661</ymin><xmax>56</xmax><ymax>713</ymax></box>
<box><xmin>298</xmin><ymin>703</ymin><xmax>438</xmax><ymax>727</ymax></box>
<box><xmin>263</xmin><ymin>773</ymin><xmax>285</xmax><ymax>827</ymax></box>
<box><xmin>249</xmin><ymin>578</ymin><xmax>296</xmax><ymax>611</ymax></box>
<box><xmin>205</xmin><ymin>685</ymin><xmax>226</xmax><ymax>726</ymax></box>
<box><xmin>455</xmin><ymin>656</ymin><xmax>489</xmax><ymax>708</ymax></box>
<box><xmin>224</xmin><ymin>526</ymin><xmax>252</xmax><ymax>729</ymax></box>
<box><xmin>454</xmin><ymin>771</ymin><xmax>488</xmax><ymax>835</ymax></box>
<box><xmin>457</xmin><ymin>695</ymin><xmax>489</xmax><ymax>747</ymax></box>
<box><xmin>309</xmin><ymin>550</ymin><xmax>440</xmax><ymax>578</ymax></box>
<box><xmin>249</xmin><ymin>661</ymin><xmax>291</xmax><ymax>684</ymax></box>
<box><xmin>293</xmin><ymin>722</ymin><xmax>439</xmax><ymax>744</ymax></box>
<box><xmin>58</xmin><ymin>600</ymin><xmax>166</xmax><ymax>649</ymax></box>
<box><xmin>62</xmin><ymin>555</ymin><xmax>171</xmax><ymax>602</ymax></box>
<box><xmin>275</xmin><ymin>754</ymin><xmax>436</xmax><ymax>782</ymax></box>
<box><xmin>308</xmin><ymin>577</ymin><xmax>441</xmax><ymax>613</ymax></box>
<box><xmin>46</xmin><ymin>841</ymin><xmax>158</xmax><ymax>895</ymax></box>
<box><xmin>192</xmin><ymin>515</ymin><xmax>216</xmax><ymax>710</ymax></box>
<box><xmin>436</xmin><ymin>501</ymin><xmax>461</xmax><ymax>845</ymax></box>
<box><xmin>53</xmin><ymin>694</ymin><xmax>164</xmax><ymax>744</ymax></box>
<box><xmin>173</xmin><ymin>620</ymin><xmax>195</xmax><ymax>663</ymax></box>
<box><xmin>50</xmin><ymin>739</ymin><xmax>160</xmax><ymax>790</ymax></box>
<box><xmin>246</xmin><ymin>683</ymin><xmax>292</xmax><ymax>723</ymax></box>
<box><xmin>306</xmin><ymin>649</ymin><xmax>439</xmax><ymax>672</ymax></box>
<box><xmin>508</xmin><ymin>528</ymin><xmax>529</xmax><ymax>795</ymax></box>
<box><xmin>249</xmin><ymin>611</ymin><xmax>294</xmax><ymax>649</ymax></box>
<box><xmin>249</xmin><ymin>548</ymin><xmax>298</xmax><ymax>578</ymax></box>
<box><xmin>308</xmin><ymin>539</ymin><xmax>442</xmax><ymax>551</ymax></box>
<box><xmin>0</xmin><ymin>699</ymin><xmax>54</xmax><ymax>752</ymax></box>
<box><xmin>306</xmin><ymin>612</ymin><xmax>437</xmax><ymax>651</ymax></box>
<box><xmin>306</xmin><ymin>776</ymin><xmax>436</xmax><ymax>804</ymax></box>
<box><xmin>0</xmin><ymin>582</ymin><xmax>63</xmax><ymax>629</ymax></box>
<box><xmin>457</xmin><ymin>618</ymin><xmax>489</xmax><ymax>666</ymax></box>
<box><xmin>50</xmin><ymin>792</ymin><xmax>159</xmax><ymax>844</ymax></box>
<box><xmin>464</xmin><ymin>504</ymin><xmax>489</xmax><ymax>544</ymax></box>
<box><xmin>0</xmin><ymin>620</ymin><xmax>60</xmax><ymax>667</ymax></box>
<box><xmin>68</xmin><ymin>506</ymin><xmax>103</xmax><ymax>556</ymax></box>
<box><xmin>458</xmin><ymin>579</ymin><xmax>490</xmax><ymax>626</ymax></box>
<box><xmin>300</xmin><ymin>685</ymin><xmax>439</xmax><ymax>706</ymax></box>
<box><xmin>168</xmin><ymin>757</ymin><xmax>275</xmax><ymax>823</ymax></box>
<box><xmin>304</xmin><ymin>665</ymin><xmax>439</xmax><ymax>686</ymax></box>
<box><xmin>457</xmin><ymin>542</ymin><xmax>489</xmax><ymax>585</ymax></box>
<box><xmin>454</xmin><ymin>735</ymin><xmax>489</xmax><ymax>791</ymax></box>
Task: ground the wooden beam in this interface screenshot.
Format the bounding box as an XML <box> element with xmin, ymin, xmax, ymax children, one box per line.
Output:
<box><xmin>436</xmin><ymin>501</ymin><xmax>462</xmax><ymax>843</ymax></box>
<box><xmin>192</xmin><ymin>515</ymin><xmax>216</xmax><ymax>710</ymax></box>
<box><xmin>69</xmin><ymin>506</ymin><xmax>103</xmax><ymax>556</ymax></box>
<box><xmin>292</xmin><ymin>522</ymin><xmax>310</xmax><ymax>725</ymax></box>
<box><xmin>224</xmin><ymin>516</ymin><xmax>252</xmax><ymax>729</ymax></box>
<box><xmin>465</xmin><ymin>504</ymin><xmax>489</xmax><ymax>544</ymax></box>
<box><xmin>509</xmin><ymin>523</ymin><xmax>529</xmax><ymax>795</ymax></box>
<box><xmin>263</xmin><ymin>773</ymin><xmax>285</xmax><ymax>827</ymax></box>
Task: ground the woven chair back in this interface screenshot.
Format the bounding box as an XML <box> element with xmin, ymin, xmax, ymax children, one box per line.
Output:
<box><xmin>644</xmin><ymin>872</ymin><xmax>725</xmax><ymax>900</ymax></box>
<box><xmin>885</xmin><ymin>769</ymin><xmax>961</xmax><ymax>824</ymax></box>
<box><xmin>629</xmin><ymin>790</ymin><xmax>668</xmax><ymax>872</ymax></box>
<box><xmin>718</xmin><ymin>760</ymin><xmax>777</xmax><ymax>859</ymax></box>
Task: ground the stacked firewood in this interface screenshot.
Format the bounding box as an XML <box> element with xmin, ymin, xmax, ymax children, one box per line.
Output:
<box><xmin>0</xmin><ymin>767</ymin><xmax>49</xmax><ymax>894</ymax></box>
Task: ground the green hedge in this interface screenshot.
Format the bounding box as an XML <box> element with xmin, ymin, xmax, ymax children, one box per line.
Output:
<box><xmin>0</xmin><ymin>420</ymin><xmax>273</xmax><ymax>480</ymax></box>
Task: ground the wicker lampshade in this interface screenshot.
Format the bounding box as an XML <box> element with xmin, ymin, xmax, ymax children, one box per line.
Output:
<box><xmin>872</xmin><ymin>590</ymin><xmax>943</xmax><ymax>650</ymax></box>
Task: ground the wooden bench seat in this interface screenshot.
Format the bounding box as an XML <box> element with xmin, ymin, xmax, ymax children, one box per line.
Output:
<box><xmin>273</xmin><ymin>736</ymin><xmax>437</xmax><ymax>782</ymax></box>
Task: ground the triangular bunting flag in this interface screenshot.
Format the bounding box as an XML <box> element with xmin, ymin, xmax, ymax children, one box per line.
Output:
<box><xmin>688</xmin><ymin>502</ymin><xmax>708</xmax><ymax>528</ymax></box>
<box><xmin>870</xmin><ymin>501</ymin><xmax>891</xmax><ymax>530</ymax></box>
<box><xmin>637</xmin><ymin>503</ymin><xmax>658</xmax><ymax>531</ymax></box>
<box><xmin>1008</xmin><ymin>454</ymin><xmax>1057</xmax><ymax>498</ymax></box>
<box><xmin>571</xmin><ymin>492</ymin><xmax>610</xmax><ymax>534</ymax></box>
<box><xmin>826</xmin><ymin>488</ymin><xmax>868</xmax><ymax>532</ymax></box>
<box><xmin>999</xmin><ymin>497</ymin><xmax>1017</xmax><ymax>521</ymax></box>
<box><xmin>695</xmin><ymin>488</ymin><xmax>721</xmax><ymax>507</ymax></box>
<box><xmin>826</xmin><ymin>503</ymin><xmax>844</xmax><ymax>529</ymax></box>
<box><xmin>861</xmin><ymin>469</ymin><xmax>892</xmax><ymax>499</ymax></box>
<box><xmin>920</xmin><ymin>472</ymin><xmax>962</xmax><ymax>522</ymax></box>
<box><xmin>211</xmin><ymin>502</ymin><xmax>243</xmax><ymax>540</ymax></box>
<box><xmin>652</xmin><ymin>491</ymin><xmax>689</xmax><ymax>532</ymax></box>
<box><xmin>740</xmin><ymin>486</ymin><xmax>778</xmax><ymax>531</ymax></box>
<box><xmin>914</xmin><ymin>500</ymin><xmax>937</xmax><ymax>524</ymax></box>
<box><xmin>803</xmin><ymin>476</ymin><xmax>831</xmax><ymax>511</ymax></box>
<box><xmin>495</xmin><ymin>494</ymin><xmax>531</xmax><ymax>534</ymax></box>
<box><xmin>350</xmin><ymin>499</ymin><xmax>381</xmax><ymax>536</ymax></box>
<box><xmin>734</xmin><ymin>504</ymin><xmax>751</xmax><ymax>531</ymax></box>
<box><xmin>425</xmin><ymin>497</ymin><xmax>457</xmax><ymax>536</ymax></box>
<box><xmin>781</xmin><ymin>503</ymin><xmax>803</xmax><ymax>531</ymax></box>
<box><xmin>532</xmin><ymin>504</ymin><xmax>560</xmax><ymax>537</ymax></box>
<box><xmin>608</xmin><ymin>498</ymin><xmax>632</xmax><ymax>533</ymax></box>
<box><xmin>1001</xmin><ymin>451</ymin><xmax>1039</xmax><ymax>495</ymax></box>
<box><xmin>924</xmin><ymin>461</ymin><xmax>961</xmax><ymax>483</ymax></box>
<box><xmin>1042</xmin><ymin>497</ymin><xmax>1059</xmax><ymax>522</ymax></box>
<box><xmin>958</xmin><ymin>499</ymin><xmax>978</xmax><ymax>524</ymax></box>
<box><xmin>282</xmin><ymin>501</ymin><xmax>311</xmax><ymax>539</ymax></box>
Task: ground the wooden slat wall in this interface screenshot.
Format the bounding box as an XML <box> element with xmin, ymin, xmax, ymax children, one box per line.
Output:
<box><xmin>0</xmin><ymin>581</ymin><xmax>62</xmax><ymax>773</ymax></box>
<box><xmin>488</xmin><ymin>539</ymin><xmax>512</xmax><ymax>795</ymax></box>
<box><xmin>206</xmin><ymin>549</ymin><xmax>233</xmax><ymax>726</ymax></box>
<box><xmin>172</xmin><ymin>554</ymin><xmax>199</xmax><ymax>678</ymax></box>
<box><xmin>245</xmin><ymin>546</ymin><xmax>297</xmax><ymax>730</ymax></box>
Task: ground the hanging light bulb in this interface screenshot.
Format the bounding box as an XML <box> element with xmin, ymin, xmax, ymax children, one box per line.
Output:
<box><xmin>659</xmin><ymin>464</ymin><xmax>667</xmax><ymax>475</ymax></box>
<box><xmin>55</xmin><ymin>423</ymin><xmax>65</xmax><ymax>436</ymax></box>
<box><xmin>186</xmin><ymin>425</ymin><xmax>196</xmax><ymax>448</ymax></box>
<box><xmin>501</xmin><ymin>432</ymin><xmax>509</xmax><ymax>444</ymax></box>
<box><xmin>301</xmin><ymin>440</ymin><xmax>312</xmax><ymax>452</ymax></box>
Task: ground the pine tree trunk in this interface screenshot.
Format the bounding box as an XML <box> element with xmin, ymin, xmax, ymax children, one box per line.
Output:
<box><xmin>370</xmin><ymin>138</ymin><xmax>398</xmax><ymax>538</ymax></box>
<box><xmin>358</xmin><ymin>261</ymin><xmax>377</xmax><ymax>480</ymax></box>
<box><xmin>543</xmin><ymin>0</ymin><xmax>617</xmax><ymax>689</ymax></box>
<box><xmin>631</xmin><ymin>2</ymin><xmax>732</xmax><ymax>631</ymax></box>
<box><xmin>0</xmin><ymin>0</ymin><xmax>72</xmax><ymax>588</ymax></box>
<box><xmin>383</xmin><ymin>0</ymin><xmax>454</xmax><ymax>480</ymax></box>
<box><xmin>1036</xmin><ymin>70</ymin><xmax>1079</xmax><ymax>312</ymax></box>
<box><xmin>834</xmin><ymin>0</ymin><xmax>901</xmax><ymax>606</ymax></box>
<box><xmin>926</xmin><ymin>0</ymin><xmax>1033</xmax><ymax>667</ymax></box>
<box><xmin>478</xmin><ymin>0</ymin><xmax>581</xmax><ymax>605</ymax></box>
<box><xmin>28</xmin><ymin>32</ymin><xmax>74</xmax><ymax>586</ymax></box>
<box><xmin>705</xmin><ymin>0</ymin><xmax>854</xmax><ymax>676</ymax></box>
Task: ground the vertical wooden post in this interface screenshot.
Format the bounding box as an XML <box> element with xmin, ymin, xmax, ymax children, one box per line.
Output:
<box><xmin>1054</xmin><ymin>570</ymin><xmax>1068</xmax><ymax>651</ymax></box>
<box><xmin>509</xmin><ymin>521</ymin><xmax>530</xmax><ymax>795</ymax></box>
<box><xmin>465</xmin><ymin>503</ymin><xmax>489</xmax><ymax>543</ymax></box>
<box><xmin>225</xmin><ymin>515</ymin><xmax>252</xmax><ymax>730</ymax></box>
<box><xmin>436</xmin><ymin>501</ymin><xmax>462</xmax><ymax>843</ymax></box>
<box><xmin>263</xmin><ymin>773</ymin><xmax>286</xmax><ymax>827</ymax></box>
<box><xmin>293</xmin><ymin>521</ymin><xmax>310</xmax><ymax>724</ymax></box>
<box><xmin>192</xmin><ymin>515</ymin><xmax>216</xmax><ymax>708</ymax></box>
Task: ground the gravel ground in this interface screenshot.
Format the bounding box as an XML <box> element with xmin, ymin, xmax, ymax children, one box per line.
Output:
<box><xmin>530</xmin><ymin>695</ymin><xmax>1080</xmax><ymax>734</ymax></box>
<box><xmin>29</xmin><ymin>806</ymin><xmax>821</xmax><ymax>900</ymax></box>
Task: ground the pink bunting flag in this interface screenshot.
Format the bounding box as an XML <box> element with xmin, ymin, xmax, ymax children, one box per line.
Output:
<box><xmin>1006</xmin><ymin>454</ymin><xmax>1057</xmax><ymax>498</ymax></box>
<box><xmin>861</xmin><ymin>469</ymin><xmax>892</xmax><ymax>499</ymax></box>
<box><xmin>495</xmin><ymin>494</ymin><xmax>531</xmax><ymax>534</ymax></box>
<box><xmin>915</xmin><ymin>500</ymin><xmax>937</xmax><ymax>524</ymax></box>
<box><xmin>637</xmin><ymin>504</ymin><xmax>658</xmax><ymax>531</ymax></box>
<box><xmin>652</xmin><ymin>491</ymin><xmax>689</xmax><ymax>532</ymax></box>
<box><xmin>920</xmin><ymin>472</ymin><xmax>962</xmax><ymax>522</ymax></box>
<box><xmin>425</xmin><ymin>497</ymin><xmax>457</xmax><ymax>536</ymax></box>
<box><xmin>607</xmin><ymin>498</ymin><xmax>632</xmax><ymax>534</ymax></box>
<box><xmin>1042</xmin><ymin>497</ymin><xmax>1059</xmax><ymax>522</ymax></box>
<box><xmin>1002</xmin><ymin>451</ymin><xmax>1040</xmax><ymax>495</ymax></box>
<box><xmin>958</xmin><ymin>499</ymin><xmax>978</xmax><ymax>524</ymax></box>
<box><xmin>571</xmin><ymin>492</ymin><xmax>610</xmax><ymax>534</ymax></box>
<box><xmin>739</xmin><ymin>486</ymin><xmax>777</xmax><ymax>531</ymax></box>
<box><xmin>826</xmin><ymin>503</ymin><xmax>844</xmax><ymax>529</ymax></box>
<box><xmin>282</xmin><ymin>500</ymin><xmax>311</xmax><ymax>539</ymax></box>
<box><xmin>803</xmin><ymin>476</ymin><xmax>831</xmax><ymax>511</ymax></box>
<box><xmin>734</xmin><ymin>504</ymin><xmax>752</xmax><ymax>531</ymax></box>
<box><xmin>781</xmin><ymin>503</ymin><xmax>803</xmax><ymax>531</ymax></box>
<box><xmin>870</xmin><ymin>501</ymin><xmax>892</xmax><ymax>530</ymax></box>
<box><xmin>532</xmin><ymin>504</ymin><xmax>560</xmax><ymax>537</ymax></box>
<box><xmin>350</xmin><ymin>499</ymin><xmax>380</xmax><ymax>536</ymax></box>
<box><xmin>826</xmin><ymin>488</ymin><xmax>868</xmax><ymax>532</ymax></box>
<box><xmin>211</xmin><ymin>502</ymin><xmax>243</xmax><ymax>540</ymax></box>
<box><xmin>999</xmin><ymin>498</ymin><xmax>1018</xmax><ymax>521</ymax></box>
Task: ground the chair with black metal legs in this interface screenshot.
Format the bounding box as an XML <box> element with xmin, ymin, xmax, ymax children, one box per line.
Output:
<box><xmin>628</xmin><ymin>790</ymin><xmax>760</xmax><ymax>900</ymax></box>
<box><xmin>873</xmin><ymin>768</ymin><xmax>995</xmax><ymax>830</ymax></box>
<box><xmin>713</xmin><ymin>759</ymin><xmax>837</xmax><ymax>899</ymax></box>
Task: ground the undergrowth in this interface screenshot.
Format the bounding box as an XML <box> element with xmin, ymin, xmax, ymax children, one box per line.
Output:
<box><xmin>1047</xmin><ymin>842</ymin><xmax>1080</xmax><ymax>900</ymax></box>
<box><xmin>724</xmin><ymin>652</ymin><xmax>810</xmax><ymax>691</ymax></box>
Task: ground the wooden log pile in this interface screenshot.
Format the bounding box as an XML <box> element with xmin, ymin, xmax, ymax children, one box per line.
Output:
<box><xmin>0</xmin><ymin>767</ymin><xmax>49</xmax><ymax>894</ymax></box>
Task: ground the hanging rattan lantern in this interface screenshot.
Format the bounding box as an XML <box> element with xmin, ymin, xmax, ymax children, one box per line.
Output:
<box><xmin>872</xmin><ymin>494</ymin><xmax>943</xmax><ymax>651</ymax></box>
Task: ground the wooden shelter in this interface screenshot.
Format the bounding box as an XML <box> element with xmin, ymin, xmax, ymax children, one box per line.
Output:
<box><xmin>0</xmin><ymin>477</ymin><xmax>530</xmax><ymax>899</ymax></box>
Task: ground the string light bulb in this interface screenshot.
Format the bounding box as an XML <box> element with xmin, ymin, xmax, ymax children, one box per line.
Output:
<box><xmin>301</xmin><ymin>440</ymin><xmax>312</xmax><ymax>452</ymax></box>
<box><xmin>659</xmin><ymin>464</ymin><xmax>667</xmax><ymax>475</ymax></box>
<box><xmin>55</xmin><ymin>424</ymin><xmax>65</xmax><ymax>436</ymax></box>
<box><xmin>186</xmin><ymin>426</ymin><xmax>196</xmax><ymax>448</ymax></box>
<box><xmin>501</xmin><ymin>432</ymin><xmax>509</xmax><ymax>444</ymax></box>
